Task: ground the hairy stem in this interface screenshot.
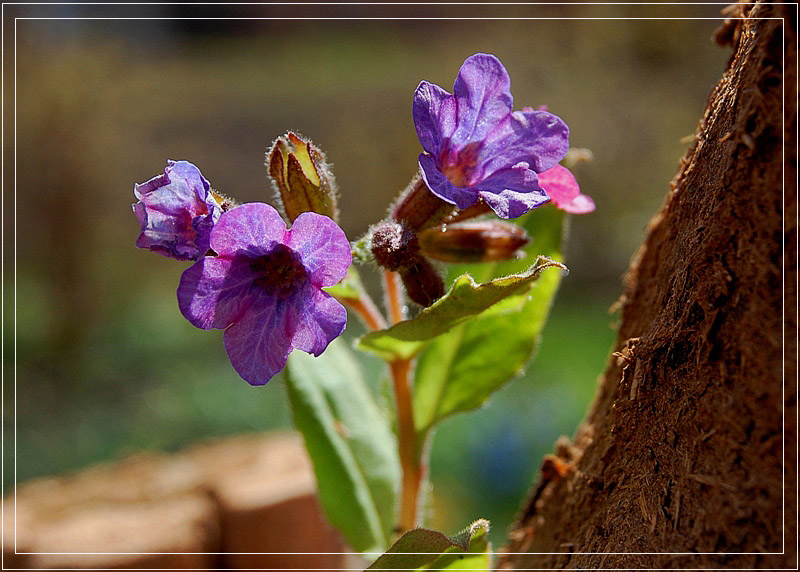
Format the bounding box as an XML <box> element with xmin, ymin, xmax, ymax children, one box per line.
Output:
<box><xmin>383</xmin><ymin>269</ymin><xmax>407</xmax><ymax>324</ymax></box>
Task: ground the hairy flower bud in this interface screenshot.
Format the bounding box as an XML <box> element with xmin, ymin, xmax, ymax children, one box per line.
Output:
<box><xmin>267</xmin><ymin>132</ymin><xmax>338</xmax><ymax>223</ymax></box>
<box><xmin>369</xmin><ymin>220</ymin><xmax>445</xmax><ymax>307</ymax></box>
<box><xmin>370</xmin><ymin>221</ymin><xmax>420</xmax><ymax>271</ymax></box>
<box><xmin>418</xmin><ymin>221</ymin><xmax>529</xmax><ymax>263</ymax></box>
<box><xmin>399</xmin><ymin>257</ymin><xmax>445</xmax><ymax>308</ymax></box>
<box><xmin>391</xmin><ymin>175</ymin><xmax>457</xmax><ymax>232</ymax></box>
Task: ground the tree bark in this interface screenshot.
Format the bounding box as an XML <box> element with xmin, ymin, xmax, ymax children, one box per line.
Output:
<box><xmin>499</xmin><ymin>1</ymin><xmax>796</xmax><ymax>569</ymax></box>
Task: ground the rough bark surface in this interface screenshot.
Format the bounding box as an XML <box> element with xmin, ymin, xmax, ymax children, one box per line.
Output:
<box><xmin>500</xmin><ymin>2</ymin><xmax>796</xmax><ymax>569</ymax></box>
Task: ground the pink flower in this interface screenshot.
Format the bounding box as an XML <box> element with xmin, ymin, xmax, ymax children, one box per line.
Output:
<box><xmin>537</xmin><ymin>165</ymin><xmax>595</xmax><ymax>214</ymax></box>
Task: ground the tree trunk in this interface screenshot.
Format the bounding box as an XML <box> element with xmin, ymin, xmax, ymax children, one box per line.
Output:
<box><xmin>499</xmin><ymin>1</ymin><xmax>796</xmax><ymax>568</ymax></box>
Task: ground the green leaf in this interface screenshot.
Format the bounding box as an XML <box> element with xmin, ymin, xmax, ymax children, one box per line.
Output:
<box><xmin>422</xmin><ymin>522</ymin><xmax>490</xmax><ymax>570</ymax></box>
<box><xmin>412</xmin><ymin>207</ymin><xmax>566</xmax><ymax>435</ymax></box>
<box><xmin>366</xmin><ymin>519</ymin><xmax>489</xmax><ymax>571</ymax></box>
<box><xmin>357</xmin><ymin>256</ymin><xmax>564</xmax><ymax>361</ymax></box>
<box><xmin>285</xmin><ymin>339</ymin><xmax>399</xmax><ymax>554</ymax></box>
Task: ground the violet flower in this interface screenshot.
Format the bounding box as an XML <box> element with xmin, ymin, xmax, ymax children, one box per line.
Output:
<box><xmin>413</xmin><ymin>53</ymin><xmax>570</xmax><ymax>219</ymax></box>
<box><xmin>177</xmin><ymin>202</ymin><xmax>350</xmax><ymax>385</ymax></box>
<box><xmin>537</xmin><ymin>164</ymin><xmax>596</xmax><ymax>214</ymax></box>
<box><xmin>133</xmin><ymin>160</ymin><xmax>222</xmax><ymax>261</ymax></box>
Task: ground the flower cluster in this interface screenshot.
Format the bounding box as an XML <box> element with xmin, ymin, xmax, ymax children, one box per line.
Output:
<box><xmin>413</xmin><ymin>53</ymin><xmax>575</xmax><ymax>219</ymax></box>
<box><xmin>132</xmin><ymin>53</ymin><xmax>594</xmax><ymax>385</ymax></box>
<box><xmin>178</xmin><ymin>203</ymin><xmax>350</xmax><ymax>385</ymax></box>
<box><xmin>133</xmin><ymin>161</ymin><xmax>350</xmax><ymax>386</ymax></box>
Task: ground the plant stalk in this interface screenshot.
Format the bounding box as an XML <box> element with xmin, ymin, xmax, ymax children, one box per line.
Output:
<box><xmin>383</xmin><ymin>270</ymin><xmax>423</xmax><ymax>532</ymax></box>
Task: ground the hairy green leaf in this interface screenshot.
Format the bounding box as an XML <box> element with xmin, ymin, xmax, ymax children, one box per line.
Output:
<box><xmin>357</xmin><ymin>256</ymin><xmax>564</xmax><ymax>361</ymax></box>
<box><xmin>366</xmin><ymin>519</ymin><xmax>489</xmax><ymax>570</ymax></box>
<box><xmin>285</xmin><ymin>339</ymin><xmax>399</xmax><ymax>553</ymax></box>
<box><xmin>422</xmin><ymin>523</ymin><xmax>490</xmax><ymax>570</ymax></box>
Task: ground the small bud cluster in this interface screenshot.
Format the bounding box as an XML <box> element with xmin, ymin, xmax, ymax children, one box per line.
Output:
<box><xmin>368</xmin><ymin>183</ymin><xmax>532</xmax><ymax>307</ymax></box>
<box><xmin>369</xmin><ymin>221</ymin><xmax>445</xmax><ymax>307</ymax></box>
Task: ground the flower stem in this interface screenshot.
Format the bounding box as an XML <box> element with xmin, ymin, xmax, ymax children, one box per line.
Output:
<box><xmin>383</xmin><ymin>269</ymin><xmax>407</xmax><ymax>324</ymax></box>
<box><xmin>383</xmin><ymin>270</ymin><xmax>423</xmax><ymax>532</ymax></box>
<box><xmin>390</xmin><ymin>358</ymin><xmax>422</xmax><ymax>533</ymax></box>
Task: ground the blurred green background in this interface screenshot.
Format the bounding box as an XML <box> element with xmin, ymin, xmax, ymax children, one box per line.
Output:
<box><xmin>7</xmin><ymin>4</ymin><xmax>728</xmax><ymax>548</ymax></box>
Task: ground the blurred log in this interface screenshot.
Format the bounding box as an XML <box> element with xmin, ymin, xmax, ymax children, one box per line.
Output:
<box><xmin>3</xmin><ymin>504</ymin><xmax>33</xmax><ymax>569</ymax></box>
<box><xmin>185</xmin><ymin>433</ymin><xmax>346</xmax><ymax>571</ymax></box>
<box><xmin>500</xmin><ymin>1</ymin><xmax>796</xmax><ymax>568</ymax></box>
<box><xmin>32</xmin><ymin>496</ymin><xmax>218</xmax><ymax>570</ymax></box>
<box><xmin>3</xmin><ymin>431</ymin><xmax>349</xmax><ymax>569</ymax></box>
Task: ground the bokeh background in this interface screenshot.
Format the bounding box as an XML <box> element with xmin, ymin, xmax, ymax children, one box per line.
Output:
<box><xmin>6</xmin><ymin>3</ymin><xmax>729</xmax><ymax>547</ymax></box>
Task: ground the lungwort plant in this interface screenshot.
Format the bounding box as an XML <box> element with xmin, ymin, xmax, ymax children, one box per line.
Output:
<box><xmin>131</xmin><ymin>53</ymin><xmax>594</xmax><ymax>569</ymax></box>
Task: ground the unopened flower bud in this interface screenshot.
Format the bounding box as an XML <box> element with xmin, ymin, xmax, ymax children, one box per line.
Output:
<box><xmin>418</xmin><ymin>221</ymin><xmax>529</xmax><ymax>263</ymax></box>
<box><xmin>369</xmin><ymin>220</ymin><xmax>446</xmax><ymax>307</ymax></box>
<box><xmin>399</xmin><ymin>257</ymin><xmax>445</xmax><ymax>308</ymax></box>
<box><xmin>370</xmin><ymin>221</ymin><xmax>420</xmax><ymax>271</ymax></box>
<box><xmin>267</xmin><ymin>132</ymin><xmax>338</xmax><ymax>223</ymax></box>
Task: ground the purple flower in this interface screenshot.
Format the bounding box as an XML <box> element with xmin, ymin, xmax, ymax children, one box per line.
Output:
<box><xmin>133</xmin><ymin>160</ymin><xmax>221</xmax><ymax>261</ymax></box>
<box><xmin>177</xmin><ymin>202</ymin><xmax>351</xmax><ymax>386</ymax></box>
<box><xmin>413</xmin><ymin>53</ymin><xmax>570</xmax><ymax>219</ymax></box>
<box><xmin>537</xmin><ymin>164</ymin><xmax>596</xmax><ymax>214</ymax></box>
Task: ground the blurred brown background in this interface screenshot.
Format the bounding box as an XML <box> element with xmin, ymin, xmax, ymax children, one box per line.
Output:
<box><xmin>5</xmin><ymin>3</ymin><xmax>728</xmax><ymax>546</ymax></box>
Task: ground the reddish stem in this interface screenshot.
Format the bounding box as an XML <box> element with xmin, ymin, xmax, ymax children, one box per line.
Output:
<box><xmin>383</xmin><ymin>270</ymin><xmax>422</xmax><ymax>532</ymax></box>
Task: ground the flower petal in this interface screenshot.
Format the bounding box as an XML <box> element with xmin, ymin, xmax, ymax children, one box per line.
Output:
<box><xmin>537</xmin><ymin>164</ymin><xmax>580</xmax><ymax>204</ymax></box>
<box><xmin>418</xmin><ymin>153</ymin><xmax>480</xmax><ymax>210</ymax></box>
<box><xmin>166</xmin><ymin>159</ymin><xmax>212</xmax><ymax>198</ymax></box>
<box><xmin>477</xmin><ymin>110</ymin><xmax>570</xmax><ymax>178</ymax></box>
<box><xmin>288</xmin><ymin>283</ymin><xmax>347</xmax><ymax>356</ymax></box>
<box><xmin>177</xmin><ymin>256</ymin><xmax>256</xmax><ymax>330</ymax></box>
<box><xmin>210</xmin><ymin>202</ymin><xmax>288</xmax><ymax>257</ymax></box>
<box><xmin>451</xmin><ymin>53</ymin><xmax>513</xmax><ymax>147</ymax></box>
<box><xmin>477</xmin><ymin>163</ymin><xmax>550</xmax><ymax>219</ymax></box>
<box><xmin>286</xmin><ymin>211</ymin><xmax>351</xmax><ymax>288</ymax></box>
<box><xmin>537</xmin><ymin>164</ymin><xmax>595</xmax><ymax>214</ymax></box>
<box><xmin>191</xmin><ymin>211</ymin><xmax>217</xmax><ymax>255</ymax></box>
<box><xmin>222</xmin><ymin>295</ymin><xmax>291</xmax><ymax>386</ymax></box>
<box><xmin>413</xmin><ymin>81</ymin><xmax>457</xmax><ymax>157</ymax></box>
<box><xmin>561</xmin><ymin>193</ymin><xmax>596</xmax><ymax>214</ymax></box>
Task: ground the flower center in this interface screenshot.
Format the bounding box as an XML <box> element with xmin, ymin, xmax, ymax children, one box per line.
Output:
<box><xmin>439</xmin><ymin>142</ymin><xmax>481</xmax><ymax>187</ymax></box>
<box><xmin>249</xmin><ymin>244</ymin><xmax>307</xmax><ymax>299</ymax></box>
